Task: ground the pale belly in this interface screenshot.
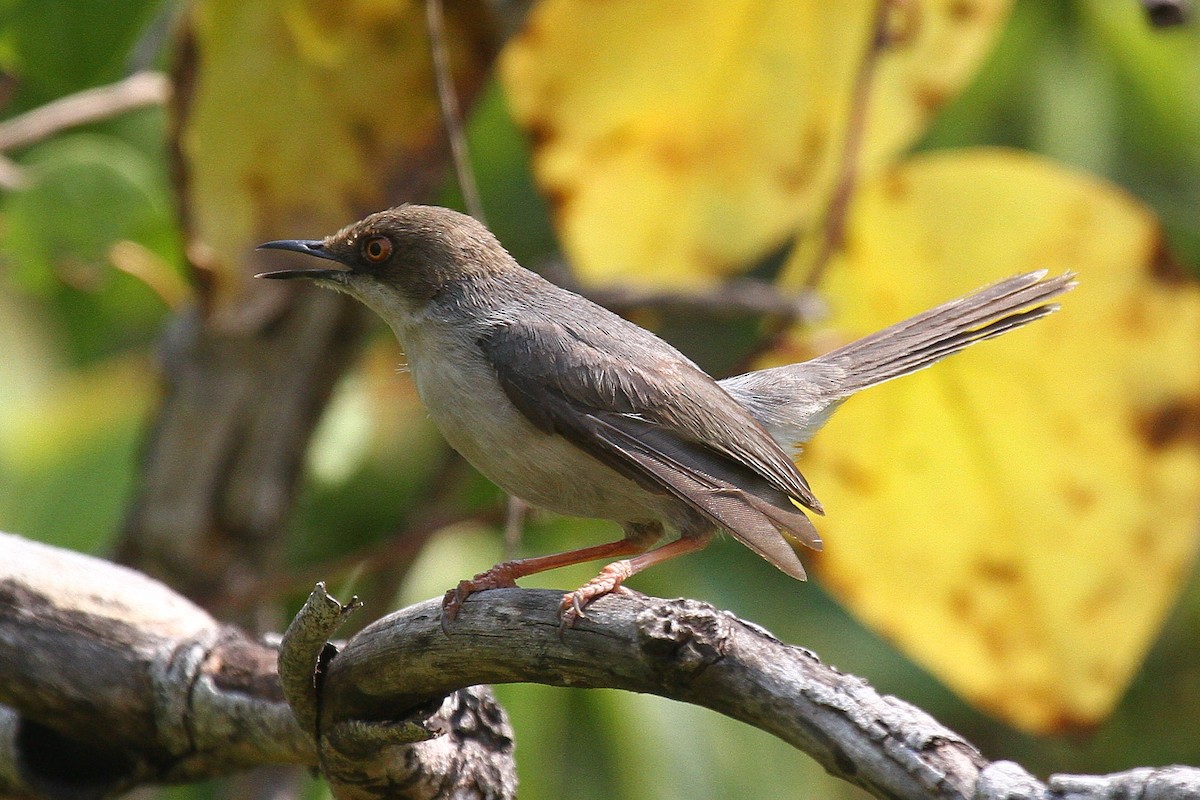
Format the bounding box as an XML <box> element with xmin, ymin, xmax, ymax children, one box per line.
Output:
<box><xmin>405</xmin><ymin>331</ymin><xmax>667</xmax><ymax>524</ymax></box>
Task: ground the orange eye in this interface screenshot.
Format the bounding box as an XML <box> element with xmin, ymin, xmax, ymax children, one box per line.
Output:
<box><xmin>361</xmin><ymin>236</ymin><xmax>392</xmax><ymax>264</ymax></box>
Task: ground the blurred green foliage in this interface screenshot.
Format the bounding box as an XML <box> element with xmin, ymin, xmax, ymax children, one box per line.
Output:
<box><xmin>0</xmin><ymin>0</ymin><xmax>163</xmax><ymax>107</ymax></box>
<box><xmin>0</xmin><ymin>1</ymin><xmax>1197</xmax><ymax>798</ymax></box>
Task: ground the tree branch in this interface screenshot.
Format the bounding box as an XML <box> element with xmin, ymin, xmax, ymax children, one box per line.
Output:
<box><xmin>0</xmin><ymin>72</ymin><xmax>170</xmax><ymax>153</ymax></box>
<box><xmin>0</xmin><ymin>72</ymin><xmax>169</xmax><ymax>189</ymax></box>
<box><xmin>799</xmin><ymin>0</ymin><xmax>892</xmax><ymax>290</ymax></box>
<box><xmin>324</xmin><ymin>588</ymin><xmax>987</xmax><ymax>799</ymax></box>
<box><xmin>3</xmin><ymin>533</ymin><xmax>1198</xmax><ymax>800</ymax></box>
<box><xmin>426</xmin><ymin>0</ymin><xmax>487</xmax><ymax>226</ymax></box>
<box><xmin>0</xmin><ymin>533</ymin><xmax>514</xmax><ymax>800</ymax></box>
<box><xmin>0</xmin><ymin>532</ymin><xmax>307</xmax><ymax>797</ymax></box>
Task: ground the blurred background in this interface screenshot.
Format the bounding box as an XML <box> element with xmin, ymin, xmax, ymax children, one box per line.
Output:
<box><xmin>1</xmin><ymin>1</ymin><xmax>1198</xmax><ymax>798</ymax></box>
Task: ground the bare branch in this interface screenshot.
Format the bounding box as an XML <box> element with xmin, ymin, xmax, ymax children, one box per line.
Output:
<box><xmin>0</xmin><ymin>72</ymin><xmax>169</xmax><ymax>153</ymax></box>
<box><xmin>278</xmin><ymin>583</ymin><xmax>364</xmax><ymax>745</ymax></box>
<box><xmin>279</xmin><ymin>583</ymin><xmax>516</xmax><ymax>800</ymax></box>
<box><xmin>322</xmin><ymin>589</ymin><xmax>1200</xmax><ymax>800</ymax></box>
<box><xmin>583</xmin><ymin>277</ymin><xmax>824</xmax><ymax>324</ymax></box>
<box><xmin>4</xmin><ymin>533</ymin><xmax>1199</xmax><ymax>799</ymax></box>
<box><xmin>210</xmin><ymin>456</ymin><xmax>488</xmax><ymax>617</ymax></box>
<box><xmin>1051</xmin><ymin>766</ymin><xmax>1200</xmax><ymax>799</ymax></box>
<box><xmin>426</xmin><ymin>0</ymin><xmax>488</xmax><ymax>225</ymax></box>
<box><xmin>536</xmin><ymin>254</ymin><xmax>824</xmax><ymax>324</ymax></box>
<box><xmin>0</xmin><ymin>534</ymin><xmax>515</xmax><ymax>800</ymax></box>
<box><xmin>324</xmin><ymin>589</ymin><xmax>987</xmax><ymax>800</ymax></box>
<box><xmin>800</xmin><ymin>0</ymin><xmax>892</xmax><ymax>289</ymax></box>
<box><xmin>0</xmin><ymin>531</ymin><xmax>309</xmax><ymax>797</ymax></box>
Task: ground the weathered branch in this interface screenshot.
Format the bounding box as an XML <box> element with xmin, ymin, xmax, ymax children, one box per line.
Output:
<box><xmin>0</xmin><ymin>531</ymin><xmax>306</xmax><ymax>797</ymax></box>
<box><xmin>538</xmin><ymin>261</ymin><xmax>824</xmax><ymax>325</ymax></box>
<box><xmin>0</xmin><ymin>533</ymin><xmax>515</xmax><ymax>800</ymax></box>
<box><xmin>326</xmin><ymin>588</ymin><xmax>988</xmax><ymax>799</ymax></box>
<box><xmin>278</xmin><ymin>584</ymin><xmax>516</xmax><ymax>800</ymax></box>
<box><xmin>799</xmin><ymin>0</ymin><xmax>892</xmax><ymax>291</ymax></box>
<box><xmin>3</xmin><ymin>533</ymin><xmax>1198</xmax><ymax>800</ymax></box>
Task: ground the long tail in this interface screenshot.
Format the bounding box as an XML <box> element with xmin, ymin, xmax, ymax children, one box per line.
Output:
<box><xmin>811</xmin><ymin>269</ymin><xmax>1075</xmax><ymax>396</ymax></box>
<box><xmin>720</xmin><ymin>270</ymin><xmax>1076</xmax><ymax>449</ymax></box>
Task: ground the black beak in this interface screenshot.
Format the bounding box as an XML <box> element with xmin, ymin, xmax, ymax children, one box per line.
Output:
<box><xmin>254</xmin><ymin>239</ymin><xmax>347</xmax><ymax>280</ymax></box>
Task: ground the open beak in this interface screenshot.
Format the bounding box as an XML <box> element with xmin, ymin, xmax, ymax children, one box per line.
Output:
<box><xmin>254</xmin><ymin>239</ymin><xmax>347</xmax><ymax>281</ymax></box>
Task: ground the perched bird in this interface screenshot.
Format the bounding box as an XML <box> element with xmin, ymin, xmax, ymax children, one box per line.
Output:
<box><xmin>257</xmin><ymin>205</ymin><xmax>1074</xmax><ymax>624</ymax></box>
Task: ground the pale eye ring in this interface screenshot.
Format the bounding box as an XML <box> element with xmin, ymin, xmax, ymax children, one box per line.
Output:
<box><xmin>361</xmin><ymin>236</ymin><xmax>392</xmax><ymax>264</ymax></box>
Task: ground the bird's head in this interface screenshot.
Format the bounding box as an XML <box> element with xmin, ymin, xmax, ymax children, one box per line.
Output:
<box><xmin>256</xmin><ymin>204</ymin><xmax>512</xmax><ymax>320</ymax></box>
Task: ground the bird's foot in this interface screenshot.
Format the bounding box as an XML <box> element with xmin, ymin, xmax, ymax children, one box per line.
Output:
<box><xmin>558</xmin><ymin>560</ymin><xmax>636</xmax><ymax>629</ymax></box>
<box><xmin>440</xmin><ymin>562</ymin><xmax>522</xmax><ymax>633</ymax></box>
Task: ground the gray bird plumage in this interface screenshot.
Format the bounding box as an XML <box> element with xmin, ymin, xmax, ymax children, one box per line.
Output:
<box><xmin>256</xmin><ymin>204</ymin><xmax>1075</xmax><ymax>621</ymax></box>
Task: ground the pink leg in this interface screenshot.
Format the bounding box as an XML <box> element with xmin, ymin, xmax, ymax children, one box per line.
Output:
<box><xmin>560</xmin><ymin>532</ymin><xmax>715</xmax><ymax>627</ymax></box>
<box><xmin>442</xmin><ymin>537</ymin><xmax>650</xmax><ymax>625</ymax></box>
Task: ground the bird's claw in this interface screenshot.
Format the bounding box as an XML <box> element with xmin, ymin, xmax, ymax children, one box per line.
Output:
<box><xmin>557</xmin><ymin>592</ymin><xmax>592</xmax><ymax>632</ymax></box>
<box><xmin>440</xmin><ymin>585</ymin><xmax>469</xmax><ymax>635</ymax></box>
<box><xmin>439</xmin><ymin>566</ymin><xmax>520</xmax><ymax>634</ymax></box>
<box><xmin>556</xmin><ymin>563</ymin><xmax>636</xmax><ymax>633</ymax></box>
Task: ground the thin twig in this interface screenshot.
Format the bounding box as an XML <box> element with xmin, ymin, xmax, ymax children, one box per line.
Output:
<box><xmin>425</xmin><ymin>0</ymin><xmax>487</xmax><ymax>225</ymax></box>
<box><xmin>214</xmin><ymin>502</ymin><xmax>501</xmax><ymax>617</ymax></box>
<box><xmin>802</xmin><ymin>0</ymin><xmax>893</xmax><ymax>289</ymax></box>
<box><xmin>0</xmin><ymin>71</ymin><xmax>169</xmax><ymax>152</ymax></box>
<box><xmin>726</xmin><ymin>0</ymin><xmax>896</xmax><ymax>376</ymax></box>
<box><xmin>211</xmin><ymin>437</ymin><xmax>493</xmax><ymax>614</ymax></box>
<box><xmin>428</xmin><ymin>0</ymin><xmax>510</xmax><ymax>548</ymax></box>
<box><xmin>584</xmin><ymin>277</ymin><xmax>824</xmax><ymax>324</ymax></box>
<box><xmin>537</xmin><ymin>255</ymin><xmax>823</xmax><ymax>324</ymax></box>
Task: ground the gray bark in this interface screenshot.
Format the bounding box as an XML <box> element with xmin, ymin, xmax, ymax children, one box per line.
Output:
<box><xmin>0</xmin><ymin>533</ymin><xmax>513</xmax><ymax>800</ymax></box>
<box><xmin>3</xmin><ymin>532</ymin><xmax>1198</xmax><ymax>800</ymax></box>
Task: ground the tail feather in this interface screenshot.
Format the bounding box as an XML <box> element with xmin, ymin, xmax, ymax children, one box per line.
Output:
<box><xmin>816</xmin><ymin>270</ymin><xmax>1074</xmax><ymax>395</ymax></box>
<box><xmin>720</xmin><ymin>270</ymin><xmax>1076</xmax><ymax>449</ymax></box>
<box><xmin>830</xmin><ymin>302</ymin><xmax>1058</xmax><ymax>393</ymax></box>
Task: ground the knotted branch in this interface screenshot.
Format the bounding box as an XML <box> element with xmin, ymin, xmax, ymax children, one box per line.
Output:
<box><xmin>2</xmin><ymin>533</ymin><xmax>1198</xmax><ymax>800</ymax></box>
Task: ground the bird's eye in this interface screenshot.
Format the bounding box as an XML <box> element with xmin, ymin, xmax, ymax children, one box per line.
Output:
<box><xmin>361</xmin><ymin>236</ymin><xmax>393</xmax><ymax>264</ymax></box>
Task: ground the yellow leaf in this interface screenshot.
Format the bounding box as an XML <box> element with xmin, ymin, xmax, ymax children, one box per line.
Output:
<box><xmin>178</xmin><ymin>0</ymin><xmax>493</xmax><ymax>311</ymax></box>
<box><xmin>776</xmin><ymin>148</ymin><xmax>1200</xmax><ymax>733</ymax></box>
<box><xmin>501</xmin><ymin>0</ymin><xmax>1010</xmax><ymax>287</ymax></box>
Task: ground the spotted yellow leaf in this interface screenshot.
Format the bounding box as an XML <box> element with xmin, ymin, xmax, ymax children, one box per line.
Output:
<box><xmin>178</xmin><ymin>0</ymin><xmax>492</xmax><ymax>309</ymax></box>
<box><xmin>775</xmin><ymin>148</ymin><xmax>1200</xmax><ymax>733</ymax></box>
<box><xmin>501</xmin><ymin>0</ymin><xmax>1011</xmax><ymax>287</ymax></box>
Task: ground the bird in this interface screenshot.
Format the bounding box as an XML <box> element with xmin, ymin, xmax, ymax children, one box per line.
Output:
<box><xmin>256</xmin><ymin>204</ymin><xmax>1074</xmax><ymax>625</ymax></box>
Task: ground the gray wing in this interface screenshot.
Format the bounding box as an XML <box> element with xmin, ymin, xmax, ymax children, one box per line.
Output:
<box><xmin>478</xmin><ymin>316</ymin><xmax>822</xmax><ymax>579</ymax></box>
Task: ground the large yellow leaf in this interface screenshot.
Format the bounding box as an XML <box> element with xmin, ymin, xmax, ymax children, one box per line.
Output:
<box><xmin>776</xmin><ymin>149</ymin><xmax>1200</xmax><ymax>733</ymax></box>
<box><xmin>501</xmin><ymin>0</ymin><xmax>1010</xmax><ymax>287</ymax></box>
<box><xmin>178</xmin><ymin>0</ymin><xmax>492</xmax><ymax>309</ymax></box>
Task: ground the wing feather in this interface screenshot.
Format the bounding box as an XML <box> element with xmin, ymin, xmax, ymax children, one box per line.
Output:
<box><xmin>588</xmin><ymin>413</ymin><xmax>819</xmax><ymax>577</ymax></box>
<box><xmin>478</xmin><ymin>315</ymin><xmax>822</xmax><ymax>576</ymax></box>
